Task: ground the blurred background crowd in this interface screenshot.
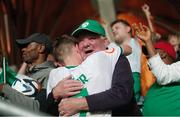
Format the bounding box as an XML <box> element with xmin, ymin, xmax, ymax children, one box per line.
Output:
<box><xmin>0</xmin><ymin>0</ymin><xmax>179</xmax><ymax>116</ymax></box>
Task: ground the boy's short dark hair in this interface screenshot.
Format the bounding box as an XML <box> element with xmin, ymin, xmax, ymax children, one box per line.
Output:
<box><xmin>53</xmin><ymin>35</ymin><xmax>78</xmax><ymax>63</ymax></box>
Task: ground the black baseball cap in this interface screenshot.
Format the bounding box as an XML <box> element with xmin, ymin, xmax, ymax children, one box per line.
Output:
<box><xmin>16</xmin><ymin>33</ymin><xmax>52</xmax><ymax>53</ymax></box>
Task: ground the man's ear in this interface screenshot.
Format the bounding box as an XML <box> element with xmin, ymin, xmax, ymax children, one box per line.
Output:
<box><xmin>126</xmin><ymin>26</ymin><xmax>131</xmax><ymax>33</ymax></box>
<box><xmin>104</xmin><ymin>38</ymin><xmax>110</xmax><ymax>46</ymax></box>
<box><xmin>39</xmin><ymin>44</ymin><xmax>46</xmax><ymax>53</ymax></box>
<box><xmin>160</xmin><ymin>52</ymin><xmax>167</xmax><ymax>59</ymax></box>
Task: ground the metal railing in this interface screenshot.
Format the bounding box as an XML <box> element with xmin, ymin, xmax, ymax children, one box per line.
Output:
<box><xmin>0</xmin><ymin>100</ymin><xmax>48</xmax><ymax>116</ymax></box>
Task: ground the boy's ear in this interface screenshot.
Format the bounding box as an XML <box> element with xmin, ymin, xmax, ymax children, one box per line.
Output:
<box><xmin>75</xmin><ymin>44</ymin><xmax>80</xmax><ymax>53</ymax></box>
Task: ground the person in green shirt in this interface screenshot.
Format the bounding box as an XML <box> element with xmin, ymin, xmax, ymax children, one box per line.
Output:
<box><xmin>133</xmin><ymin>23</ymin><xmax>180</xmax><ymax>116</ymax></box>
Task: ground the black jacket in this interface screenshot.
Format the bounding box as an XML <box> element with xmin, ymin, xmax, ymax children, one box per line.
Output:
<box><xmin>86</xmin><ymin>54</ymin><xmax>141</xmax><ymax>116</ymax></box>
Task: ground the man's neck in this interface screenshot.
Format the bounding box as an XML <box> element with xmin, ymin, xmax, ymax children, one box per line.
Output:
<box><xmin>120</xmin><ymin>37</ymin><xmax>131</xmax><ymax>46</ymax></box>
<box><xmin>124</xmin><ymin>35</ymin><xmax>132</xmax><ymax>42</ymax></box>
<box><xmin>30</xmin><ymin>56</ymin><xmax>46</xmax><ymax>66</ymax></box>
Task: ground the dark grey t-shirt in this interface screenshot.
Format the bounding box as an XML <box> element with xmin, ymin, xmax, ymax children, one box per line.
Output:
<box><xmin>1</xmin><ymin>61</ymin><xmax>55</xmax><ymax>112</ymax></box>
<box><xmin>26</xmin><ymin>61</ymin><xmax>55</xmax><ymax>89</ymax></box>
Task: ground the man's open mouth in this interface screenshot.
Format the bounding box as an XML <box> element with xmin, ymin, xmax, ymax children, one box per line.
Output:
<box><xmin>85</xmin><ymin>50</ymin><xmax>93</xmax><ymax>54</ymax></box>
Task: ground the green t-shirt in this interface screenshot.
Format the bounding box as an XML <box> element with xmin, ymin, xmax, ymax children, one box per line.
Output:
<box><xmin>143</xmin><ymin>82</ymin><xmax>180</xmax><ymax>116</ymax></box>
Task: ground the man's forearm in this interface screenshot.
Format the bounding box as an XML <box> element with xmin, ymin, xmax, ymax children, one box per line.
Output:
<box><xmin>145</xmin><ymin>39</ymin><xmax>156</xmax><ymax>57</ymax></box>
<box><xmin>2</xmin><ymin>85</ymin><xmax>40</xmax><ymax>111</ymax></box>
<box><xmin>148</xmin><ymin>54</ymin><xmax>180</xmax><ymax>85</ymax></box>
<box><xmin>76</xmin><ymin>98</ymin><xmax>89</xmax><ymax>110</ymax></box>
<box><xmin>146</xmin><ymin>16</ymin><xmax>154</xmax><ymax>32</ymax></box>
<box><xmin>18</xmin><ymin>62</ymin><xmax>27</xmax><ymax>74</ymax></box>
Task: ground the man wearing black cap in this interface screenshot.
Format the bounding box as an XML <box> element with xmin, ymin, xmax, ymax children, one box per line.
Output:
<box><xmin>0</xmin><ymin>33</ymin><xmax>55</xmax><ymax>112</ymax></box>
<box><xmin>16</xmin><ymin>33</ymin><xmax>54</xmax><ymax>89</ymax></box>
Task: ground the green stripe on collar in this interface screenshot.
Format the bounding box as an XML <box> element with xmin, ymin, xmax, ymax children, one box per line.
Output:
<box><xmin>65</xmin><ymin>66</ymin><xmax>77</xmax><ymax>69</ymax></box>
